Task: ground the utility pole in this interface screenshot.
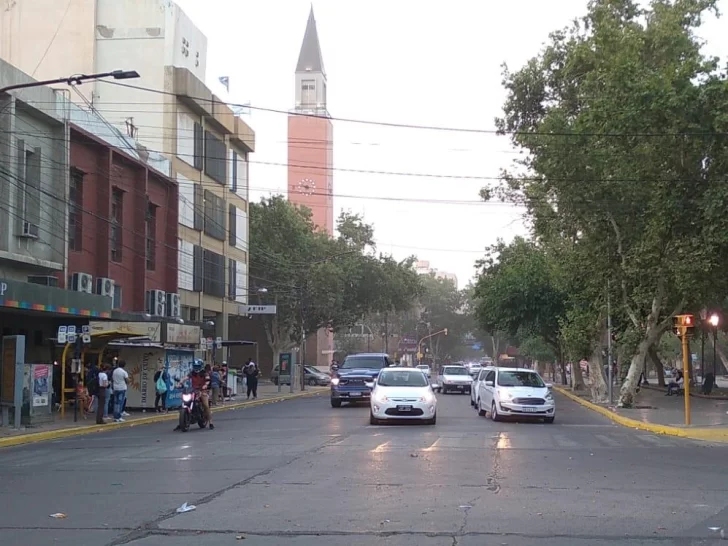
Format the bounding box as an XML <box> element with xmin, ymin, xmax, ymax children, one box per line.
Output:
<box><xmin>299</xmin><ymin>283</ymin><xmax>306</xmax><ymax>392</ymax></box>
<box><xmin>607</xmin><ymin>281</ymin><xmax>613</xmax><ymax>405</ymax></box>
<box><xmin>384</xmin><ymin>313</ymin><xmax>390</xmax><ymax>354</ymax></box>
<box><xmin>674</xmin><ymin>314</ymin><xmax>694</xmax><ymax>426</ymax></box>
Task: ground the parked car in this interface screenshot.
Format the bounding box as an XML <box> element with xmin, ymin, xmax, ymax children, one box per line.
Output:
<box><xmin>436</xmin><ymin>365</ymin><xmax>473</xmax><ymax>394</ymax></box>
<box><xmin>272</xmin><ymin>365</ymin><xmax>331</xmax><ymax>386</ymax></box>
<box><xmin>331</xmin><ymin>353</ymin><xmax>393</xmax><ymax>407</ymax></box>
<box><xmin>370</xmin><ymin>367</ymin><xmax>437</xmax><ymax>425</ymax></box>
<box><xmin>468</xmin><ymin>363</ymin><xmax>483</xmax><ymax>378</ymax></box>
<box><xmin>476</xmin><ymin>367</ymin><xmax>555</xmax><ymax>423</ymax></box>
<box><xmin>416</xmin><ymin>364</ymin><xmax>431</xmax><ymax>377</ymax></box>
<box><xmin>470</xmin><ymin>366</ymin><xmax>494</xmax><ymax>408</ymax></box>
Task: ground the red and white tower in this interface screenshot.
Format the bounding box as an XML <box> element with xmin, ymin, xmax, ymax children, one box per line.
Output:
<box><xmin>288</xmin><ymin>7</ymin><xmax>334</xmax><ymax>365</ymax></box>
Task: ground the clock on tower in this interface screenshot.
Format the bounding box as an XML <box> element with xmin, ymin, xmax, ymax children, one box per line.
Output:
<box><xmin>297</xmin><ymin>178</ymin><xmax>317</xmax><ymax>196</ymax></box>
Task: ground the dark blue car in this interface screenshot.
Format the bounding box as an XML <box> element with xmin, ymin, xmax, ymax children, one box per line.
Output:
<box><xmin>331</xmin><ymin>353</ymin><xmax>392</xmax><ymax>407</ymax></box>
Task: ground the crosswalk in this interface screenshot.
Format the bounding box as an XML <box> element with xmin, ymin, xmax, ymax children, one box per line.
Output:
<box><xmin>326</xmin><ymin>426</ymin><xmax>705</xmax><ymax>452</ymax></box>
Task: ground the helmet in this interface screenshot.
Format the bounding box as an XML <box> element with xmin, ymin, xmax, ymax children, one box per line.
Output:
<box><xmin>192</xmin><ymin>359</ymin><xmax>204</xmax><ymax>372</ymax></box>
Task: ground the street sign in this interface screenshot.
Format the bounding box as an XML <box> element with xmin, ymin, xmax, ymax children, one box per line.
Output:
<box><xmin>242</xmin><ymin>305</ymin><xmax>277</xmax><ymax>315</ymax></box>
<box><xmin>216</xmin><ymin>337</ymin><xmax>223</xmax><ymax>349</ymax></box>
<box><xmin>82</xmin><ymin>334</ymin><xmax>91</xmax><ymax>344</ymax></box>
<box><xmin>57</xmin><ymin>326</ymin><xmax>67</xmax><ymax>344</ymax></box>
<box><xmin>200</xmin><ymin>338</ymin><xmax>207</xmax><ymax>350</ymax></box>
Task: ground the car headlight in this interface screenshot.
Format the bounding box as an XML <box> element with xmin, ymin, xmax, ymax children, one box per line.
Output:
<box><xmin>365</xmin><ymin>381</ymin><xmax>374</xmax><ymax>388</ymax></box>
<box><xmin>376</xmin><ymin>393</ymin><xmax>388</xmax><ymax>403</ymax></box>
<box><xmin>545</xmin><ymin>392</ymin><xmax>554</xmax><ymax>401</ymax></box>
<box><xmin>498</xmin><ymin>389</ymin><xmax>513</xmax><ymax>400</ymax></box>
<box><xmin>331</xmin><ymin>378</ymin><xmax>340</xmax><ymax>386</ymax></box>
<box><xmin>420</xmin><ymin>393</ymin><xmax>435</xmax><ymax>403</ymax></box>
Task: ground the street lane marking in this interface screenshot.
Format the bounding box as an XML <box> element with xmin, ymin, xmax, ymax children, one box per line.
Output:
<box><xmin>371</xmin><ymin>441</ymin><xmax>391</xmax><ymax>453</ymax></box>
<box><xmin>594</xmin><ymin>434</ymin><xmax>621</xmax><ymax>447</ymax></box>
<box><xmin>422</xmin><ymin>438</ymin><xmax>441</xmax><ymax>451</ymax></box>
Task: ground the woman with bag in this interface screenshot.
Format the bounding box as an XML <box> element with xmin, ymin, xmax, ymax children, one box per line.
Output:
<box><xmin>154</xmin><ymin>367</ymin><xmax>171</xmax><ymax>412</ymax></box>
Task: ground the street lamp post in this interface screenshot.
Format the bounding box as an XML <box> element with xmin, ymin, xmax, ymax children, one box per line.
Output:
<box><xmin>710</xmin><ymin>314</ymin><xmax>720</xmax><ymax>378</ymax></box>
<box><xmin>0</xmin><ymin>70</ymin><xmax>140</xmax><ymax>94</ymax></box>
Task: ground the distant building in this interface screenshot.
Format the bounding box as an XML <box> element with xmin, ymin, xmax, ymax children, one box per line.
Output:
<box><xmin>415</xmin><ymin>260</ymin><xmax>458</xmax><ymax>290</ymax></box>
<box><xmin>287</xmin><ymin>7</ymin><xmax>334</xmax><ymax>366</ymax></box>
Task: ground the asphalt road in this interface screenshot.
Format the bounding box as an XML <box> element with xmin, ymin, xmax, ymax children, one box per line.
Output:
<box><xmin>2</xmin><ymin>392</ymin><xmax>728</xmax><ymax>546</ymax></box>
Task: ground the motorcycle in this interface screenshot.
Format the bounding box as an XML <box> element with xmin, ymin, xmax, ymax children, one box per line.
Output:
<box><xmin>177</xmin><ymin>388</ymin><xmax>209</xmax><ymax>432</ymax></box>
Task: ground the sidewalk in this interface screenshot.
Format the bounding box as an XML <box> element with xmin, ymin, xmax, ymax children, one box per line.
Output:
<box><xmin>0</xmin><ymin>383</ymin><xmax>326</xmax><ymax>448</ymax></box>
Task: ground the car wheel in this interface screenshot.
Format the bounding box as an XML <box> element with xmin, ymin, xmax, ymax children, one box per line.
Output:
<box><xmin>370</xmin><ymin>412</ymin><xmax>379</xmax><ymax>425</ymax></box>
<box><xmin>272</xmin><ymin>377</ymin><xmax>278</xmax><ymax>385</ymax></box>
<box><xmin>331</xmin><ymin>399</ymin><xmax>342</xmax><ymax>408</ymax></box>
<box><xmin>478</xmin><ymin>399</ymin><xmax>486</xmax><ymax>417</ymax></box>
<box><xmin>308</xmin><ymin>377</ymin><xmax>317</xmax><ymax>386</ymax></box>
<box><xmin>428</xmin><ymin>413</ymin><xmax>437</xmax><ymax>425</ymax></box>
<box><xmin>491</xmin><ymin>401</ymin><xmax>501</xmax><ymax>421</ymax></box>
<box><xmin>544</xmin><ymin>416</ymin><xmax>555</xmax><ymax>424</ymax></box>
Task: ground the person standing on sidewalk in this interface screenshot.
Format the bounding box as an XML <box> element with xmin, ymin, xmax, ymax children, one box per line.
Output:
<box><xmin>112</xmin><ymin>360</ymin><xmax>129</xmax><ymax>422</ymax></box>
<box><xmin>95</xmin><ymin>366</ymin><xmax>110</xmax><ymax>424</ymax></box>
<box><xmin>244</xmin><ymin>358</ymin><xmax>259</xmax><ymax>400</ymax></box>
<box><xmin>154</xmin><ymin>367</ymin><xmax>170</xmax><ymax>412</ymax></box>
<box><xmin>210</xmin><ymin>366</ymin><xmax>221</xmax><ymax>406</ymax></box>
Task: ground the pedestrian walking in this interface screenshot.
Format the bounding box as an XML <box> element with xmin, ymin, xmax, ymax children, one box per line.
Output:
<box><xmin>112</xmin><ymin>360</ymin><xmax>129</xmax><ymax>422</ymax></box>
<box><xmin>154</xmin><ymin>367</ymin><xmax>170</xmax><ymax>412</ymax></box>
<box><xmin>210</xmin><ymin>366</ymin><xmax>221</xmax><ymax>406</ymax></box>
<box><xmin>243</xmin><ymin>358</ymin><xmax>259</xmax><ymax>399</ymax></box>
<box><xmin>96</xmin><ymin>365</ymin><xmax>110</xmax><ymax>424</ymax></box>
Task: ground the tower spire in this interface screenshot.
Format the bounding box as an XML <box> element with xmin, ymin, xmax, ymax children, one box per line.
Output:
<box><xmin>296</xmin><ymin>6</ymin><xmax>326</xmax><ymax>76</ymax></box>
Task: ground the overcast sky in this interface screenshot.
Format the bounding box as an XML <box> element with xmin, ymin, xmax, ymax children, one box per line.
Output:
<box><xmin>176</xmin><ymin>0</ymin><xmax>727</xmax><ymax>287</ymax></box>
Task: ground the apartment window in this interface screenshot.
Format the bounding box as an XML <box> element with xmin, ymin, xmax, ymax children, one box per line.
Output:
<box><xmin>145</xmin><ymin>201</ymin><xmax>157</xmax><ymax>271</ymax></box>
<box><xmin>204</xmin><ymin>130</ymin><xmax>226</xmax><ymax>184</ymax></box>
<box><xmin>68</xmin><ymin>168</ymin><xmax>83</xmax><ymax>251</ymax></box>
<box><xmin>177</xmin><ymin>112</ymin><xmax>195</xmax><ymax>167</ymax></box>
<box><xmin>110</xmin><ymin>188</ymin><xmax>124</xmax><ymax>262</ymax></box>
<box><xmin>193</xmin><ymin>183</ymin><xmax>204</xmax><ymax>231</ymax></box>
<box><xmin>193</xmin><ymin>122</ymin><xmax>204</xmax><ymax>170</ymax></box>
<box><xmin>228</xmin><ymin>258</ymin><xmax>237</xmax><ymax>299</ymax></box>
<box><xmin>235</xmin><ymin>260</ymin><xmax>248</xmax><ymax>304</ymax></box>
<box><xmin>203</xmin><ymin>189</ymin><xmax>225</xmax><ymax>241</ymax></box>
<box><xmin>192</xmin><ymin>245</ymin><xmax>203</xmax><ymax>292</ymax></box>
<box><xmin>177</xmin><ymin>173</ymin><xmax>194</xmax><ymax>228</ymax></box>
<box><xmin>178</xmin><ymin>239</ymin><xmax>194</xmax><ymax>291</ymax></box>
<box><xmin>229</xmin><ymin>150</ymin><xmax>238</xmax><ymax>193</ymax></box>
<box><xmin>228</xmin><ymin>204</ymin><xmax>237</xmax><ymax>246</ymax></box>
<box><xmin>235</xmin><ymin>207</ymin><xmax>248</xmax><ymax>251</ymax></box>
<box><xmin>113</xmin><ymin>284</ymin><xmax>123</xmax><ymax>310</ymax></box>
<box><xmin>203</xmin><ymin>249</ymin><xmax>225</xmax><ymax>298</ymax></box>
<box><xmin>16</xmin><ymin>141</ymin><xmax>41</xmax><ymax>237</ymax></box>
<box><xmin>302</xmin><ymin>79</ymin><xmax>316</xmax><ymax>105</ymax></box>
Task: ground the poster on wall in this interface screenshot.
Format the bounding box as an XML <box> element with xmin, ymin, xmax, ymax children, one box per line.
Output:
<box><xmin>166</xmin><ymin>350</ymin><xmax>195</xmax><ymax>409</ymax></box>
<box><xmin>32</xmin><ymin>365</ymin><xmax>50</xmax><ymax>407</ymax></box>
<box><xmin>117</xmin><ymin>347</ymin><xmax>166</xmax><ymax>409</ymax></box>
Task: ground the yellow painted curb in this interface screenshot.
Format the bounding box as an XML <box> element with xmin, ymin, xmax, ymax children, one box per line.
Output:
<box><xmin>554</xmin><ymin>386</ymin><xmax>728</xmax><ymax>443</ymax></box>
<box><xmin>0</xmin><ymin>388</ymin><xmax>326</xmax><ymax>449</ymax></box>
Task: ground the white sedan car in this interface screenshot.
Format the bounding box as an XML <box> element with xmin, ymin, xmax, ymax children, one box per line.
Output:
<box><xmin>476</xmin><ymin>367</ymin><xmax>555</xmax><ymax>423</ymax></box>
<box><xmin>416</xmin><ymin>364</ymin><xmax>431</xmax><ymax>377</ymax></box>
<box><xmin>370</xmin><ymin>368</ymin><xmax>437</xmax><ymax>425</ymax></box>
<box><xmin>436</xmin><ymin>365</ymin><xmax>474</xmax><ymax>394</ymax></box>
<box><xmin>470</xmin><ymin>366</ymin><xmax>494</xmax><ymax>407</ymax></box>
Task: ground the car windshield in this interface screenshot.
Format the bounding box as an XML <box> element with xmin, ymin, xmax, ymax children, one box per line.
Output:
<box><xmin>304</xmin><ymin>366</ymin><xmax>320</xmax><ymax>374</ymax></box>
<box><xmin>443</xmin><ymin>366</ymin><xmax>469</xmax><ymax>375</ymax></box>
<box><xmin>340</xmin><ymin>357</ymin><xmax>385</xmax><ymax>370</ymax></box>
<box><xmin>497</xmin><ymin>371</ymin><xmax>545</xmax><ymax>388</ymax></box>
<box><xmin>377</xmin><ymin>370</ymin><xmax>428</xmax><ymax>387</ymax></box>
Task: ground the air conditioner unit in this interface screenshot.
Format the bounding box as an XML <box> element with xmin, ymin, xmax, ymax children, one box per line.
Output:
<box><xmin>70</xmin><ymin>272</ymin><xmax>93</xmax><ymax>294</ymax></box>
<box><xmin>28</xmin><ymin>275</ymin><xmax>59</xmax><ymax>288</ymax></box>
<box><xmin>166</xmin><ymin>293</ymin><xmax>181</xmax><ymax>318</ymax></box>
<box><xmin>96</xmin><ymin>277</ymin><xmax>115</xmax><ymax>298</ymax></box>
<box><xmin>21</xmin><ymin>221</ymin><xmax>39</xmax><ymax>238</ymax></box>
<box><xmin>146</xmin><ymin>289</ymin><xmax>166</xmax><ymax>317</ymax></box>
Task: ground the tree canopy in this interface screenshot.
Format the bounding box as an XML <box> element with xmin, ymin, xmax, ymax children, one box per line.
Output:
<box><xmin>477</xmin><ymin>0</ymin><xmax>728</xmax><ymax>405</ymax></box>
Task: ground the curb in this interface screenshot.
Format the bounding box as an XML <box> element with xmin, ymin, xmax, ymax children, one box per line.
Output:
<box><xmin>554</xmin><ymin>386</ymin><xmax>728</xmax><ymax>443</ymax></box>
<box><xmin>0</xmin><ymin>388</ymin><xmax>325</xmax><ymax>449</ymax></box>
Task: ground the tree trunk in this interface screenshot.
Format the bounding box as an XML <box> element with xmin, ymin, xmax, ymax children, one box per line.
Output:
<box><xmin>711</xmin><ymin>336</ymin><xmax>728</xmax><ymax>376</ymax></box>
<box><xmin>650</xmin><ymin>346</ymin><xmax>665</xmax><ymax>387</ymax></box>
<box><xmin>619</xmin><ymin>338</ymin><xmax>650</xmax><ymax>407</ymax></box>
<box><xmin>571</xmin><ymin>359</ymin><xmax>585</xmax><ymax>391</ymax></box>
<box><xmin>587</xmin><ymin>344</ymin><xmax>609</xmax><ymax>404</ymax></box>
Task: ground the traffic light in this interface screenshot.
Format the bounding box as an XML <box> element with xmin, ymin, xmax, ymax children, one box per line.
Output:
<box><xmin>673</xmin><ymin>314</ymin><xmax>695</xmax><ymax>337</ymax></box>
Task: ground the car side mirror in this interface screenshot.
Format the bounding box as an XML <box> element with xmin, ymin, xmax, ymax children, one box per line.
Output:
<box><xmin>431</xmin><ymin>383</ymin><xmax>438</xmax><ymax>390</ymax></box>
<box><xmin>545</xmin><ymin>383</ymin><xmax>553</xmax><ymax>389</ymax></box>
<box><xmin>331</xmin><ymin>365</ymin><xmax>339</xmax><ymax>372</ymax></box>
<box><xmin>485</xmin><ymin>380</ymin><xmax>494</xmax><ymax>387</ymax></box>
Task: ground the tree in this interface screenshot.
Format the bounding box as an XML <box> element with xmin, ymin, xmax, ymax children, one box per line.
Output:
<box><xmin>473</xmin><ymin>237</ymin><xmax>569</xmax><ymax>380</ymax></box>
<box><xmin>490</xmin><ymin>0</ymin><xmax>728</xmax><ymax>406</ymax></box>
<box><xmin>416</xmin><ymin>274</ymin><xmax>469</xmax><ymax>361</ymax></box>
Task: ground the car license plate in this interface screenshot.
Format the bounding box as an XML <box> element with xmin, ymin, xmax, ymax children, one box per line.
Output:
<box><xmin>349</xmin><ymin>392</ymin><xmax>361</xmax><ymax>397</ymax></box>
<box><xmin>397</xmin><ymin>405</ymin><xmax>413</xmax><ymax>412</ymax></box>
<box><xmin>457</xmin><ymin>386</ymin><xmax>464</xmax><ymax>390</ymax></box>
<box><xmin>521</xmin><ymin>407</ymin><xmax>538</xmax><ymax>412</ymax></box>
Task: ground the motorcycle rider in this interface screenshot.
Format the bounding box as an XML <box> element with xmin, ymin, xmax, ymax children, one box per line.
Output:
<box><xmin>174</xmin><ymin>359</ymin><xmax>214</xmax><ymax>430</ymax></box>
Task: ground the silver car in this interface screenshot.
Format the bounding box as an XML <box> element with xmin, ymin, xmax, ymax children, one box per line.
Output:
<box><xmin>436</xmin><ymin>365</ymin><xmax>474</xmax><ymax>394</ymax></box>
<box><xmin>476</xmin><ymin>367</ymin><xmax>555</xmax><ymax>423</ymax></box>
<box><xmin>370</xmin><ymin>368</ymin><xmax>437</xmax><ymax>425</ymax></box>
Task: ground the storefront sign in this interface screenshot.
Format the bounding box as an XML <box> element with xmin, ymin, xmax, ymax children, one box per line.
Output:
<box><xmin>32</xmin><ymin>365</ymin><xmax>50</xmax><ymax>407</ymax></box>
<box><xmin>0</xmin><ymin>278</ymin><xmax>111</xmax><ymax>317</ymax></box>
<box><xmin>88</xmin><ymin>321</ymin><xmax>161</xmax><ymax>342</ymax></box>
<box><xmin>240</xmin><ymin>305</ymin><xmax>277</xmax><ymax>315</ymax></box>
<box><xmin>165</xmin><ymin>323</ymin><xmax>201</xmax><ymax>345</ymax></box>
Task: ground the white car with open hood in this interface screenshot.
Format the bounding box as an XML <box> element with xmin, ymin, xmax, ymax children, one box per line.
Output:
<box><xmin>370</xmin><ymin>368</ymin><xmax>437</xmax><ymax>425</ymax></box>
